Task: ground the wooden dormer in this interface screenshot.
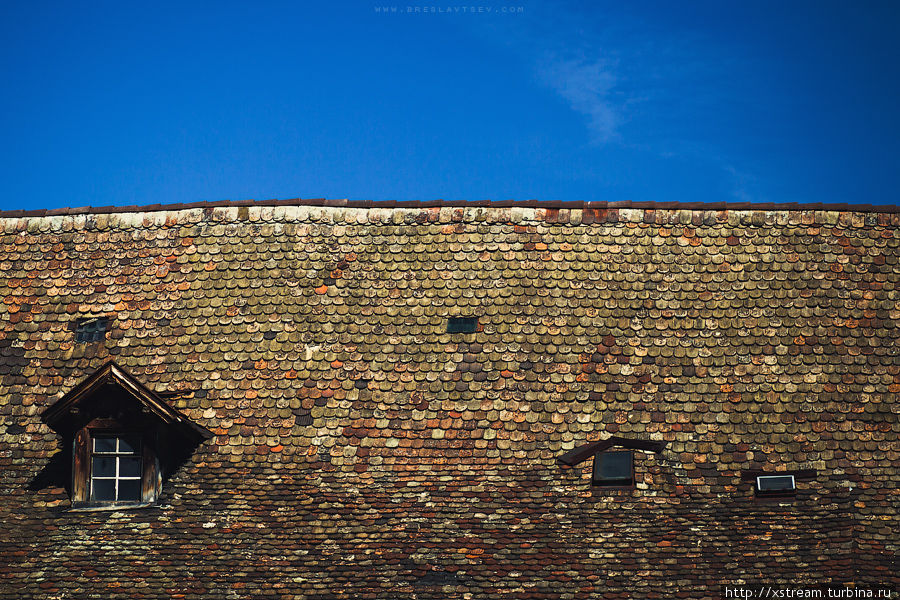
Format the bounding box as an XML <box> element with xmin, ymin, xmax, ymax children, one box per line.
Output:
<box><xmin>41</xmin><ymin>361</ymin><xmax>212</xmax><ymax>509</ymax></box>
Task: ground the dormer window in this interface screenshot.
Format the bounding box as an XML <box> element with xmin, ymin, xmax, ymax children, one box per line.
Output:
<box><xmin>90</xmin><ymin>434</ymin><xmax>143</xmax><ymax>503</ymax></box>
<box><xmin>592</xmin><ymin>450</ymin><xmax>634</xmax><ymax>488</ymax></box>
<box><xmin>558</xmin><ymin>436</ymin><xmax>666</xmax><ymax>489</ymax></box>
<box><xmin>41</xmin><ymin>361</ymin><xmax>212</xmax><ymax>510</ymax></box>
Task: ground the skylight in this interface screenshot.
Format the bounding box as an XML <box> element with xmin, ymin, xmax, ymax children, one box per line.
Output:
<box><xmin>756</xmin><ymin>475</ymin><xmax>796</xmax><ymax>496</ymax></box>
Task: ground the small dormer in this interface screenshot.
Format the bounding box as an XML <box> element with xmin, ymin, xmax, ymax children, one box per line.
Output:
<box><xmin>557</xmin><ymin>436</ymin><xmax>667</xmax><ymax>489</ymax></box>
<box><xmin>41</xmin><ymin>361</ymin><xmax>212</xmax><ymax>509</ymax></box>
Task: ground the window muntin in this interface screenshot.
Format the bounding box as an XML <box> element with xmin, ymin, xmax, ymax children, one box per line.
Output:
<box><xmin>592</xmin><ymin>450</ymin><xmax>634</xmax><ymax>487</ymax></box>
<box><xmin>90</xmin><ymin>435</ymin><xmax>142</xmax><ymax>502</ymax></box>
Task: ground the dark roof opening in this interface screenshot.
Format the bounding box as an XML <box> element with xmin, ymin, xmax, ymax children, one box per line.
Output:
<box><xmin>756</xmin><ymin>475</ymin><xmax>795</xmax><ymax>493</ymax></box>
<box><xmin>592</xmin><ymin>450</ymin><xmax>634</xmax><ymax>487</ymax></box>
<box><xmin>75</xmin><ymin>317</ymin><xmax>110</xmax><ymax>343</ymax></box>
<box><xmin>447</xmin><ymin>317</ymin><xmax>478</xmax><ymax>334</ymax></box>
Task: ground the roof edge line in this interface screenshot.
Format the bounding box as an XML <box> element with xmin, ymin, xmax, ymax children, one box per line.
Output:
<box><xmin>3</xmin><ymin>198</ymin><xmax>900</xmax><ymax>218</ymax></box>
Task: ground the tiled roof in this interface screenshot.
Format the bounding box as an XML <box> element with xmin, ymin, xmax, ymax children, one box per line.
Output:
<box><xmin>1</xmin><ymin>202</ymin><xmax>898</xmax><ymax>598</ymax></box>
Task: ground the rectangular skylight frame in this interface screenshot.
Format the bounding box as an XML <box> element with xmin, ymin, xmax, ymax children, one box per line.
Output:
<box><xmin>756</xmin><ymin>474</ymin><xmax>796</xmax><ymax>495</ymax></box>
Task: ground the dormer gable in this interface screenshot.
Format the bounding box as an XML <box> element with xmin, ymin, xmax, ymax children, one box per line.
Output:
<box><xmin>40</xmin><ymin>361</ymin><xmax>211</xmax><ymax>509</ymax></box>
<box><xmin>557</xmin><ymin>436</ymin><xmax>667</xmax><ymax>467</ymax></box>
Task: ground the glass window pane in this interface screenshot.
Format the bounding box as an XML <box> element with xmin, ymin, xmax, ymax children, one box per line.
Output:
<box><xmin>757</xmin><ymin>475</ymin><xmax>795</xmax><ymax>491</ymax></box>
<box><xmin>118</xmin><ymin>479</ymin><xmax>142</xmax><ymax>502</ymax></box>
<box><xmin>92</xmin><ymin>479</ymin><xmax>116</xmax><ymax>501</ymax></box>
<box><xmin>594</xmin><ymin>451</ymin><xmax>633</xmax><ymax>482</ymax></box>
<box><xmin>93</xmin><ymin>437</ymin><xmax>117</xmax><ymax>453</ymax></box>
<box><xmin>117</xmin><ymin>436</ymin><xmax>140</xmax><ymax>455</ymax></box>
<box><xmin>92</xmin><ymin>456</ymin><xmax>117</xmax><ymax>477</ymax></box>
<box><xmin>76</xmin><ymin>318</ymin><xmax>109</xmax><ymax>342</ymax></box>
<box><xmin>119</xmin><ymin>457</ymin><xmax>142</xmax><ymax>478</ymax></box>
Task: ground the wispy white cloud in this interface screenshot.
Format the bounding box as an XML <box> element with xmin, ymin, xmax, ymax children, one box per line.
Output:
<box><xmin>536</xmin><ymin>54</ymin><xmax>619</xmax><ymax>143</ymax></box>
<box><xmin>463</xmin><ymin>4</ymin><xmax>627</xmax><ymax>145</ymax></box>
<box><xmin>723</xmin><ymin>164</ymin><xmax>764</xmax><ymax>203</ymax></box>
<box><xmin>463</xmin><ymin>3</ymin><xmax>770</xmax><ymax>201</ymax></box>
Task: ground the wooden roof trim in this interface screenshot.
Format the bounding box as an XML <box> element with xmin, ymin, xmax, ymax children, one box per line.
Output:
<box><xmin>41</xmin><ymin>360</ymin><xmax>212</xmax><ymax>439</ymax></box>
<box><xmin>557</xmin><ymin>436</ymin><xmax>667</xmax><ymax>466</ymax></box>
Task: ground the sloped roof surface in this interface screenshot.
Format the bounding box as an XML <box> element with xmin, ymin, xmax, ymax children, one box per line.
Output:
<box><xmin>0</xmin><ymin>201</ymin><xmax>898</xmax><ymax>598</ymax></box>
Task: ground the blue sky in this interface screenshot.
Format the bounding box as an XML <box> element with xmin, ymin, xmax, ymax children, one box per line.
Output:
<box><xmin>1</xmin><ymin>0</ymin><xmax>898</xmax><ymax>211</ymax></box>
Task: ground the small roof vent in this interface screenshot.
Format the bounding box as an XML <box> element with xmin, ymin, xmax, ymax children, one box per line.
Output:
<box><xmin>447</xmin><ymin>317</ymin><xmax>478</xmax><ymax>334</ymax></box>
<box><xmin>75</xmin><ymin>317</ymin><xmax>110</xmax><ymax>343</ymax></box>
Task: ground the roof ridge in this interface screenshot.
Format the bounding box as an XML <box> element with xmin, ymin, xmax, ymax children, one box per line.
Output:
<box><xmin>1</xmin><ymin>197</ymin><xmax>899</xmax><ymax>218</ymax></box>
